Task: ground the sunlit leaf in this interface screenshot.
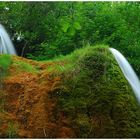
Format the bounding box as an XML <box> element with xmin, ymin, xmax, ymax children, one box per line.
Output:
<box><xmin>74</xmin><ymin>21</ymin><xmax>81</xmax><ymax>30</ymax></box>
<box><xmin>61</xmin><ymin>22</ymin><xmax>70</xmax><ymax>33</ymax></box>
<box><xmin>67</xmin><ymin>27</ymin><xmax>76</xmax><ymax>36</ymax></box>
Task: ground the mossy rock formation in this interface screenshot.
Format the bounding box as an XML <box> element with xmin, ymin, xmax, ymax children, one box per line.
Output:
<box><xmin>0</xmin><ymin>45</ymin><xmax>140</xmax><ymax>138</ymax></box>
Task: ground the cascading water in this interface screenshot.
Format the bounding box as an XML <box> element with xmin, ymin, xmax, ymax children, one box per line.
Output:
<box><xmin>0</xmin><ymin>24</ymin><xmax>16</xmax><ymax>55</ymax></box>
<box><xmin>110</xmin><ymin>48</ymin><xmax>140</xmax><ymax>104</ymax></box>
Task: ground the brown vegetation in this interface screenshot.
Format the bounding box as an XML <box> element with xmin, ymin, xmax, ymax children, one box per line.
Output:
<box><xmin>0</xmin><ymin>56</ymin><xmax>74</xmax><ymax>138</ymax></box>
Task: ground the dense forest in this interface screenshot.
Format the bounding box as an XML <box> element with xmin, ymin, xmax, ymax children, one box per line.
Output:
<box><xmin>1</xmin><ymin>2</ymin><xmax>140</xmax><ymax>76</ymax></box>
<box><xmin>1</xmin><ymin>2</ymin><xmax>140</xmax><ymax>138</ymax></box>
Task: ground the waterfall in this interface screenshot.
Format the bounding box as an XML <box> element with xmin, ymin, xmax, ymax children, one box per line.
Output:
<box><xmin>110</xmin><ymin>48</ymin><xmax>140</xmax><ymax>103</ymax></box>
<box><xmin>0</xmin><ymin>24</ymin><xmax>16</xmax><ymax>55</ymax></box>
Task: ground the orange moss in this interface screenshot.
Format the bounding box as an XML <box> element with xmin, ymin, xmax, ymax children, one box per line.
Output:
<box><xmin>0</xmin><ymin>56</ymin><xmax>74</xmax><ymax>138</ymax></box>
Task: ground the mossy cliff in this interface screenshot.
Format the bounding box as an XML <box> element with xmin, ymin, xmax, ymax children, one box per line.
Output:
<box><xmin>0</xmin><ymin>45</ymin><xmax>140</xmax><ymax>138</ymax></box>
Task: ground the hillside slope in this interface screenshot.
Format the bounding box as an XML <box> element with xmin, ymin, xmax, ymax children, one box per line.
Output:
<box><xmin>0</xmin><ymin>45</ymin><xmax>140</xmax><ymax>138</ymax></box>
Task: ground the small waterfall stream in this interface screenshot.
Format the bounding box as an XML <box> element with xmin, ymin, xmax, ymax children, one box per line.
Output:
<box><xmin>0</xmin><ymin>24</ymin><xmax>17</xmax><ymax>90</ymax></box>
<box><xmin>110</xmin><ymin>48</ymin><xmax>140</xmax><ymax>103</ymax></box>
<box><xmin>0</xmin><ymin>24</ymin><xmax>16</xmax><ymax>55</ymax></box>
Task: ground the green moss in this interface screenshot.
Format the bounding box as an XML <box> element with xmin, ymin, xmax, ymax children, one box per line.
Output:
<box><xmin>51</xmin><ymin>45</ymin><xmax>140</xmax><ymax>138</ymax></box>
<box><xmin>7</xmin><ymin>121</ymin><xmax>18</xmax><ymax>138</ymax></box>
<box><xmin>0</xmin><ymin>55</ymin><xmax>12</xmax><ymax>84</ymax></box>
<box><xmin>0</xmin><ymin>55</ymin><xmax>12</xmax><ymax>71</ymax></box>
<box><xmin>13</xmin><ymin>61</ymin><xmax>38</xmax><ymax>73</ymax></box>
<box><xmin>1</xmin><ymin>45</ymin><xmax>139</xmax><ymax>138</ymax></box>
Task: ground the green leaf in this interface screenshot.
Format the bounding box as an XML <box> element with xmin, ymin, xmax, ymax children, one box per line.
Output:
<box><xmin>61</xmin><ymin>22</ymin><xmax>70</xmax><ymax>33</ymax></box>
<box><xmin>67</xmin><ymin>27</ymin><xmax>76</xmax><ymax>36</ymax></box>
<box><xmin>74</xmin><ymin>21</ymin><xmax>81</xmax><ymax>30</ymax></box>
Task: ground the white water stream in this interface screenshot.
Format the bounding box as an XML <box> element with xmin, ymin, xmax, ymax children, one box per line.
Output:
<box><xmin>110</xmin><ymin>48</ymin><xmax>140</xmax><ymax>103</ymax></box>
<box><xmin>0</xmin><ymin>24</ymin><xmax>16</xmax><ymax>54</ymax></box>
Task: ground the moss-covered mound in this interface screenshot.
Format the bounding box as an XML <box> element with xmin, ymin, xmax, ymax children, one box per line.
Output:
<box><xmin>0</xmin><ymin>45</ymin><xmax>140</xmax><ymax>138</ymax></box>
